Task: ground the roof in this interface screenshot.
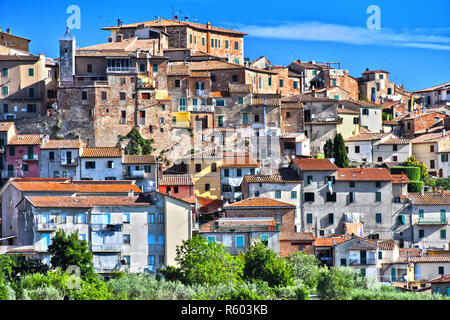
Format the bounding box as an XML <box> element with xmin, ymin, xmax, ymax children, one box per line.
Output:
<box><xmin>362</xmin><ymin>69</ymin><xmax>390</xmax><ymax>75</ymax></box>
<box><xmin>159</xmin><ymin>174</ymin><xmax>194</xmax><ymax>186</ymax></box>
<box><xmin>314</xmin><ymin>235</ymin><xmax>349</xmax><ymax>247</ymax></box>
<box><xmin>411</xmin><ymin>132</ymin><xmax>450</xmax><ymax>144</ymax></box>
<box><xmin>377</xmin><ymin>239</ymin><xmax>397</xmax><ymax>251</ymax></box>
<box><xmin>224</xmin><ymin>197</ymin><xmax>296</xmax><ymax>209</ymax></box>
<box><xmin>77</xmin><ymin>37</ymin><xmax>163</xmax><ymax>55</ymax></box>
<box><xmin>221</xmin><ymin>156</ymin><xmax>260</xmax><ymax>168</ymax></box>
<box><xmin>243</xmin><ymin>168</ymin><xmax>302</xmax><ymax>184</ymax></box>
<box><xmin>430</xmin><ymin>274</ymin><xmax>450</xmax><ymax>283</ymax></box>
<box><xmin>25</xmin><ymin>195</ymin><xmax>149</xmax><ymax>208</ymax></box>
<box><xmin>342</xmin><ymin>99</ymin><xmax>383</xmax><ymax>108</ymax></box>
<box><xmin>337</xmin><ymin>108</ymin><xmax>359</xmax><ymax>115</ymax></box>
<box><xmin>8</xmin><ymin>134</ymin><xmax>43</xmax><ymax>145</ymax></box>
<box><xmin>81</xmin><ymin>147</ymin><xmax>123</xmax><ymax>158</ymax></box>
<box><xmin>190</xmin><ymin>60</ymin><xmax>277</xmax><ymax>75</ymax></box>
<box><xmin>344</xmin><ymin>133</ymin><xmax>391</xmax><ymax>142</ymax></box>
<box><xmin>337</xmin><ymin>168</ymin><xmax>394</xmax><ymax>181</ymax></box>
<box><xmin>293</xmin><ymin>158</ymin><xmax>338</xmax><ymax>171</ymax></box>
<box><xmin>282</xmin><ymin>94</ymin><xmax>337</xmax><ymax>103</ymax></box>
<box><xmin>0</xmin><ymin>122</ymin><xmax>15</xmax><ymax>132</ymax></box>
<box><xmin>290</xmin><ymin>60</ymin><xmax>322</xmax><ymax>70</ymax></box>
<box><xmin>408</xmin><ymin>192</ymin><xmax>450</xmax><ymax>206</ymax></box>
<box><xmin>391</xmin><ymin>173</ymin><xmax>410</xmax><ymax>184</ymax></box>
<box><xmin>101</xmin><ymin>19</ymin><xmax>248</xmax><ymax>36</ymax></box>
<box><xmin>196</xmin><ymin>196</ymin><xmax>223</xmax><ymax>214</ymax></box>
<box><xmin>10</xmin><ymin>179</ymin><xmax>142</xmax><ymax>193</ymax></box>
<box><xmin>122</xmin><ymin>154</ymin><xmax>156</xmax><ymax>164</ymax></box>
<box><xmin>408</xmin><ymin>255</ymin><xmax>450</xmax><ymax>263</ymax></box>
<box><xmin>228</xmin><ymin>83</ymin><xmax>252</xmax><ymax>94</ymax></box>
<box><xmin>280</xmin><ymin>232</ymin><xmax>315</xmax><ymax>242</ymax></box>
<box><xmin>41</xmin><ymin>139</ymin><xmax>83</xmax><ymax>149</ymax></box>
<box><xmin>413</xmin><ymin>82</ymin><xmax>450</xmax><ymax>93</ymax></box>
<box><xmin>376</xmin><ymin>138</ymin><xmax>410</xmax><ymax>145</ymax></box>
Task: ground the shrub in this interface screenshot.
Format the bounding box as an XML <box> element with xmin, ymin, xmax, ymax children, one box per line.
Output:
<box><xmin>408</xmin><ymin>181</ymin><xmax>425</xmax><ymax>192</ymax></box>
<box><xmin>287</xmin><ymin>251</ymin><xmax>320</xmax><ymax>289</ymax></box>
<box><xmin>317</xmin><ymin>267</ymin><xmax>356</xmax><ymax>300</ymax></box>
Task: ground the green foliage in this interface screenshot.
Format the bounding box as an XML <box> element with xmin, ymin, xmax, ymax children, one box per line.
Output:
<box><xmin>404</xmin><ymin>155</ymin><xmax>428</xmax><ymax>180</ymax></box>
<box><xmin>333</xmin><ymin>133</ymin><xmax>349</xmax><ymax>168</ymax></box>
<box><xmin>351</xmin><ymin>285</ymin><xmax>450</xmax><ymax>300</ymax></box>
<box><xmin>11</xmin><ymin>256</ymin><xmax>50</xmax><ymax>277</ymax></box>
<box><xmin>174</xmin><ymin>235</ymin><xmax>243</xmax><ymax>286</ymax></box>
<box><xmin>435</xmin><ymin>177</ymin><xmax>450</xmax><ymax>190</ymax></box>
<box><xmin>391</xmin><ymin>166</ymin><xmax>421</xmax><ymax>182</ymax></box>
<box><xmin>276</xmin><ymin>283</ymin><xmax>309</xmax><ymax>300</ymax></box>
<box><xmin>408</xmin><ymin>181</ymin><xmax>425</xmax><ymax>192</ymax></box>
<box><xmin>122</xmin><ymin>127</ymin><xmax>153</xmax><ymax>155</ymax></box>
<box><xmin>323</xmin><ymin>139</ymin><xmax>334</xmax><ymax>159</ymax></box>
<box><xmin>47</xmin><ymin>229</ymin><xmax>94</xmax><ymax>279</ymax></box>
<box><xmin>0</xmin><ymin>255</ymin><xmax>15</xmax><ymax>282</ymax></box>
<box><xmin>243</xmin><ymin>239</ymin><xmax>294</xmax><ymax>287</ymax></box>
<box><xmin>287</xmin><ymin>251</ymin><xmax>320</xmax><ymax>289</ymax></box>
<box><xmin>317</xmin><ymin>267</ymin><xmax>357</xmax><ymax>300</ymax></box>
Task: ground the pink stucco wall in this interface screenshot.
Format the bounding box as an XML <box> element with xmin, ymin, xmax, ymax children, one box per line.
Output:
<box><xmin>6</xmin><ymin>145</ymin><xmax>41</xmax><ymax>177</ymax></box>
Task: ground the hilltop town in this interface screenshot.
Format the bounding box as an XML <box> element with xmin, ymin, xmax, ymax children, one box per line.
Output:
<box><xmin>1</xmin><ymin>17</ymin><xmax>450</xmax><ymax>297</ymax></box>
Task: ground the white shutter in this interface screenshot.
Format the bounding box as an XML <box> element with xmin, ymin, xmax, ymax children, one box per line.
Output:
<box><xmin>61</xmin><ymin>150</ymin><xmax>67</xmax><ymax>164</ymax></box>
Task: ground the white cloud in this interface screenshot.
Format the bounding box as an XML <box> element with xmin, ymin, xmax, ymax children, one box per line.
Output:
<box><xmin>241</xmin><ymin>21</ymin><xmax>450</xmax><ymax>51</ymax></box>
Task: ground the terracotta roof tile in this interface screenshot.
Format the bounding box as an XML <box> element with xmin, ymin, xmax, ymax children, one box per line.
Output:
<box><xmin>11</xmin><ymin>179</ymin><xmax>141</xmax><ymax>193</ymax></box>
<box><xmin>8</xmin><ymin>134</ymin><xmax>43</xmax><ymax>145</ymax></box>
<box><xmin>345</xmin><ymin>133</ymin><xmax>391</xmax><ymax>142</ymax></box>
<box><xmin>221</xmin><ymin>157</ymin><xmax>260</xmax><ymax>168</ymax></box>
<box><xmin>314</xmin><ymin>236</ymin><xmax>349</xmax><ymax>247</ymax></box>
<box><xmin>377</xmin><ymin>239</ymin><xmax>397</xmax><ymax>250</ymax></box>
<box><xmin>81</xmin><ymin>147</ymin><xmax>123</xmax><ymax>158</ymax></box>
<box><xmin>26</xmin><ymin>195</ymin><xmax>149</xmax><ymax>208</ymax></box>
<box><xmin>243</xmin><ymin>168</ymin><xmax>302</xmax><ymax>183</ymax></box>
<box><xmin>293</xmin><ymin>158</ymin><xmax>338</xmax><ymax>171</ymax></box>
<box><xmin>159</xmin><ymin>174</ymin><xmax>194</xmax><ymax>186</ymax></box>
<box><xmin>337</xmin><ymin>168</ymin><xmax>393</xmax><ymax>181</ymax></box>
<box><xmin>224</xmin><ymin>197</ymin><xmax>295</xmax><ymax>209</ymax></box>
<box><xmin>408</xmin><ymin>192</ymin><xmax>450</xmax><ymax>205</ymax></box>
<box><xmin>280</xmin><ymin>232</ymin><xmax>315</xmax><ymax>241</ymax></box>
<box><xmin>0</xmin><ymin>122</ymin><xmax>15</xmax><ymax>132</ymax></box>
<box><xmin>411</xmin><ymin>132</ymin><xmax>450</xmax><ymax>144</ymax></box>
<box><xmin>376</xmin><ymin>138</ymin><xmax>410</xmax><ymax>145</ymax></box>
<box><xmin>391</xmin><ymin>173</ymin><xmax>410</xmax><ymax>184</ymax></box>
<box><xmin>430</xmin><ymin>274</ymin><xmax>450</xmax><ymax>283</ymax></box>
<box><xmin>408</xmin><ymin>255</ymin><xmax>450</xmax><ymax>263</ymax></box>
<box><xmin>337</xmin><ymin>108</ymin><xmax>359</xmax><ymax>114</ymax></box>
<box><xmin>41</xmin><ymin>139</ymin><xmax>83</xmax><ymax>149</ymax></box>
<box><xmin>122</xmin><ymin>155</ymin><xmax>156</xmax><ymax>164</ymax></box>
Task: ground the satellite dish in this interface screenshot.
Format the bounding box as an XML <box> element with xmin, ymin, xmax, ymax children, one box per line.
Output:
<box><xmin>330</xmin><ymin>158</ymin><xmax>336</xmax><ymax>163</ymax></box>
<box><xmin>291</xmin><ymin>155</ymin><xmax>295</xmax><ymax>160</ymax></box>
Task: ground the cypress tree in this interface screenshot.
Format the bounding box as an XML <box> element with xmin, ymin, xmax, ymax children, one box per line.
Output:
<box><xmin>333</xmin><ymin>133</ymin><xmax>349</xmax><ymax>168</ymax></box>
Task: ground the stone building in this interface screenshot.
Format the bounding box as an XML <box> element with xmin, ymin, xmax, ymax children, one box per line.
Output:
<box><xmin>39</xmin><ymin>139</ymin><xmax>84</xmax><ymax>179</ymax></box>
<box><xmin>357</xmin><ymin>69</ymin><xmax>396</xmax><ymax>104</ymax></box>
<box><xmin>101</xmin><ymin>18</ymin><xmax>247</xmax><ymax>65</ymax></box>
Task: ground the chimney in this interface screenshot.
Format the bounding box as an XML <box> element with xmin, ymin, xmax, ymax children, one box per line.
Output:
<box><xmin>6</xmin><ymin>28</ymin><xmax>10</xmax><ymax>34</ymax></box>
<box><xmin>116</xmin><ymin>34</ymin><xmax>123</xmax><ymax>42</ymax></box>
<box><xmin>365</xmin><ymin>68</ymin><xmax>369</xmax><ymax>72</ymax></box>
<box><xmin>206</xmin><ymin>21</ymin><xmax>211</xmax><ymax>29</ymax></box>
<box><xmin>117</xmin><ymin>19</ymin><xmax>121</xmax><ymax>26</ymax></box>
<box><xmin>70</xmin><ymin>176</ymin><xmax>73</xmax><ymax>183</ymax></box>
<box><xmin>185</xmin><ymin>16</ymin><xmax>189</xmax><ymax>22</ymax></box>
<box><xmin>443</xmin><ymin>129</ymin><xmax>446</xmax><ymax>137</ymax></box>
<box><xmin>0</xmin><ymin>26</ymin><xmax>2</xmax><ymax>32</ymax></box>
<box><xmin>108</xmin><ymin>36</ymin><xmax>113</xmax><ymax>43</ymax></box>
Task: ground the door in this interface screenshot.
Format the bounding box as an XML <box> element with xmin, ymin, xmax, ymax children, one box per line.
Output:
<box><xmin>360</xmin><ymin>250</ymin><xmax>367</xmax><ymax>265</ymax></box>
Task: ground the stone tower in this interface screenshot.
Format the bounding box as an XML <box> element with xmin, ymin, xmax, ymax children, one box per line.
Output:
<box><xmin>59</xmin><ymin>27</ymin><xmax>76</xmax><ymax>83</ymax></box>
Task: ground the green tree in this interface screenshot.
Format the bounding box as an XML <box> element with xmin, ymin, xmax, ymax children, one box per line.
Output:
<box><xmin>404</xmin><ymin>155</ymin><xmax>428</xmax><ymax>180</ymax></box>
<box><xmin>172</xmin><ymin>235</ymin><xmax>243</xmax><ymax>286</ymax></box>
<box><xmin>47</xmin><ymin>229</ymin><xmax>94</xmax><ymax>279</ymax></box>
<box><xmin>119</xmin><ymin>127</ymin><xmax>153</xmax><ymax>155</ymax></box>
<box><xmin>333</xmin><ymin>133</ymin><xmax>349</xmax><ymax>168</ymax></box>
<box><xmin>243</xmin><ymin>239</ymin><xmax>294</xmax><ymax>287</ymax></box>
<box><xmin>0</xmin><ymin>255</ymin><xmax>15</xmax><ymax>282</ymax></box>
<box><xmin>317</xmin><ymin>267</ymin><xmax>356</xmax><ymax>300</ymax></box>
<box><xmin>287</xmin><ymin>251</ymin><xmax>320</xmax><ymax>289</ymax></box>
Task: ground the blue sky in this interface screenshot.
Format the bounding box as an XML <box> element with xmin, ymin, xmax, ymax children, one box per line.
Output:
<box><xmin>1</xmin><ymin>0</ymin><xmax>449</xmax><ymax>91</ymax></box>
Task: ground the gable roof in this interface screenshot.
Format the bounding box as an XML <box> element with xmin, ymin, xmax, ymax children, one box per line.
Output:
<box><xmin>8</xmin><ymin>134</ymin><xmax>43</xmax><ymax>145</ymax></box>
<box><xmin>391</xmin><ymin>173</ymin><xmax>410</xmax><ymax>184</ymax></box>
<box><xmin>243</xmin><ymin>168</ymin><xmax>302</xmax><ymax>184</ymax></box>
<box><xmin>345</xmin><ymin>133</ymin><xmax>391</xmax><ymax>142</ymax></box>
<box><xmin>10</xmin><ymin>179</ymin><xmax>141</xmax><ymax>193</ymax></box>
<box><xmin>122</xmin><ymin>154</ymin><xmax>156</xmax><ymax>164</ymax></box>
<box><xmin>408</xmin><ymin>192</ymin><xmax>450</xmax><ymax>205</ymax></box>
<box><xmin>25</xmin><ymin>195</ymin><xmax>149</xmax><ymax>208</ymax></box>
<box><xmin>411</xmin><ymin>132</ymin><xmax>450</xmax><ymax>144</ymax></box>
<box><xmin>224</xmin><ymin>197</ymin><xmax>296</xmax><ymax>209</ymax></box>
<box><xmin>0</xmin><ymin>122</ymin><xmax>15</xmax><ymax>132</ymax></box>
<box><xmin>81</xmin><ymin>147</ymin><xmax>123</xmax><ymax>158</ymax></box>
<box><xmin>292</xmin><ymin>158</ymin><xmax>338</xmax><ymax>171</ymax></box>
<box><xmin>41</xmin><ymin>139</ymin><xmax>83</xmax><ymax>149</ymax></box>
<box><xmin>159</xmin><ymin>174</ymin><xmax>194</xmax><ymax>186</ymax></box>
<box><xmin>336</xmin><ymin>168</ymin><xmax>393</xmax><ymax>181</ymax></box>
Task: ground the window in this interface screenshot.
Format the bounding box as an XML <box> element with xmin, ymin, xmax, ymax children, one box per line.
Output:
<box><xmin>147</xmin><ymin>234</ymin><xmax>155</xmax><ymax>245</ymax></box>
<box><xmin>3</xmin><ymin>104</ymin><xmax>7</xmax><ymax>112</ymax></box>
<box><xmin>224</xmin><ymin>168</ymin><xmax>230</xmax><ymax>177</ymax></box>
<box><xmin>53</xmin><ymin>170</ymin><xmax>60</xmax><ymax>178</ymax></box>
<box><xmin>123</xmin><ymin>213</ymin><xmax>130</xmax><ymax>223</ymax></box>
<box><xmin>312</xmin><ymin>70</ymin><xmax>317</xmax><ymax>75</ymax></box>
<box><xmin>236</xmin><ymin>235</ymin><xmax>244</xmax><ymax>248</ymax></box>
<box><xmin>123</xmin><ymin>234</ymin><xmax>131</xmax><ymax>244</ymax></box>
<box><xmin>441</xmin><ymin>229</ymin><xmax>447</xmax><ymax>239</ymax></box>
<box><xmin>202</xmin><ymin>37</ymin><xmax>205</xmax><ymax>46</ymax></box>
<box><xmin>107</xmin><ymin>160</ymin><xmax>114</xmax><ymax>169</ymax></box>
<box><xmin>79</xmin><ymin>234</ymin><xmax>86</xmax><ymax>241</ymax></box>
<box><xmin>304</xmin><ymin>192</ymin><xmax>315</xmax><ymax>202</ymax></box>
<box><xmin>27</xmin><ymin>104</ymin><xmax>36</xmax><ymax>113</ymax></box>
<box><xmin>326</xmin><ymin>192</ymin><xmax>336</xmax><ymax>202</ymax></box>
<box><xmin>306</xmin><ymin>176</ymin><xmax>313</xmax><ymax>185</ymax></box>
<box><xmin>2</xmin><ymin>86</ymin><xmax>8</xmax><ymax>96</ymax></box>
<box><xmin>279</xmin><ymin>79</ymin><xmax>284</xmax><ymax>87</ymax></box>
<box><xmin>195</xmin><ymin>163</ymin><xmax>202</xmax><ymax>172</ymax></box>
<box><xmin>152</xmin><ymin>64</ymin><xmax>158</xmax><ymax>72</ymax></box>
<box><xmin>232</xmin><ymin>74</ymin><xmax>238</xmax><ymax>82</ymax></box>
<box><xmin>238</xmin><ymin>97</ymin><xmax>244</xmax><ymax>104</ymax></box>
<box><xmin>211</xmin><ymin>74</ymin><xmax>216</xmax><ymax>82</ymax></box>
<box><xmin>275</xmin><ymin>190</ymin><xmax>281</xmax><ymax>199</ymax></box>
<box><xmin>377</xmin><ymin>157</ymin><xmax>382</xmax><ymax>162</ymax></box>
<box><xmin>418</xmin><ymin>229</ymin><xmax>424</xmax><ymax>238</ymax></box>
<box><xmin>291</xmin><ymin>191</ymin><xmax>297</xmax><ymax>199</ymax></box>
<box><xmin>29</xmin><ymin>87</ymin><xmax>35</xmax><ymax>98</ymax></box>
<box><xmin>268</xmin><ymin>76</ymin><xmax>272</xmax><ymax>86</ymax></box>
<box><xmin>349</xmin><ymin>192</ymin><xmax>355</xmax><ymax>203</ymax></box>
<box><xmin>328</xmin><ymin>213</ymin><xmax>334</xmax><ymax>224</ymax></box>
<box><xmin>340</xmin><ymin>259</ymin><xmax>347</xmax><ymax>267</ymax></box>
<box><xmin>189</xmin><ymin>34</ymin><xmax>192</xmax><ymax>44</ymax></box>
<box><xmin>353</xmin><ymin>117</ymin><xmax>359</xmax><ymax>124</ymax></box>
<box><xmin>375</xmin><ymin>192</ymin><xmax>382</xmax><ymax>202</ymax></box>
<box><xmin>306</xmin><ymin>213</ymin><xmax>313</xmax><ymax>224</ymax></box>
<box><xmin>218</xmin><ymin>116</ymin><xmax>224</xmax><ymax>127</ymax></box>
<box><xmin>376</xmin><ymin>213</ymin><xmax>382</xmax><ymax>224</ymax></box>
<box><xmin>28</xmin><ymin>68</ymin><xmax>34</xmax><ymax>76</ymax></box>
<box><xmin>242</xmin><ymin>113</ymin><xmax>249</xmax><ymax>125</ymax></box>
<box><xmin>205</xmin><ymin>184</ymin><xmax>210</xmax><ymax>191</ymax></box>
<box><xmin>293</xmin><ymin>81</ymin><xmax>299</xmax><ymax>89</ymax></box>
<box><xmin>2</xmin><ymin>68</ymin><xmax>7</xmax><ymax>76</ymax></box>
<box><xmin>378</xmin><ymin>251</ymin><xmax>383</xmax><ymax>260</ymax></box>
<box><xmin>216</xmin><ymin>99</ymin><xmax>225</xmax><ymax>107</ymax></box>
<box><xmin>376</xmin><ymin>181</ymin><xmax>381</xmax><ymax>188</ymax></box>
<box><xmin>85</xmin><ymin>161</ymin><xmax>95</xmax><ymax>169</ymax></box>
<box><xmin>148</xmin><ymin>255</ymin><xmax>155</xmax><ymax>265</ymax></box>
<box><xmin>119</xmin><ymin>92</ymin><xmax>126</xmax><ymax>100</ymax></box>
<box><xmin>442</xmin><ymin>154</ymin><xmax>449</xmax><ymax>163</ymax></box>
<box><xmin>101</xmin><ymin>91</ymin><xmax>107</xmax><ymax>100</ymax></box>
<box><xmin>76</xmin><ymin>213</ymin><xmax>86</xmax><ymax>224</ymax></box>
<box><xmin>225</xmin><ymin>40</ymin><xmax>229</xmax><ymax>48</ymax></box>
<box><xmin>174</xmin><ymin>79</ymin><xmax>180</xmax><ymax>88</ymax></box>
<box><xmin>234</xmin><ymin>41</ymin><xmax>239</xmax><ymax>50</ymax></box>
<box><xmin>148</xmin><ymin>213</ymin><xmax>155</xmax><ymax>224</ymax></box>
<box><xmin>439</xmin><ymin>266</ymin><xmax>445</xmax><ymax>275</ymax></box>
<box><xmin>430</xmin><ymin>160</ymin><xmax>435</xmax><ymax>169</ymax></box>
<box><xmin>158</xmin><ymin>234</ymin><xmax>164</xmax><ymax>245</ymax></box>
<box><xmin>349</xmin><ymin>181</ymin><xmax>355</xmax><ymax>188</ymax></box>
<box><xmin>430</xmin><ymin>145</ymin><xmax>435</xmax><ymax>152</ymax></box>
<box><xmin>9</xmin><ymin>146</ymin><xmax>15</xmax><ymax>156</ymax></box>
<box><xmin>236</xmin><ymin>168</ymin><xmax>242</xmax><ymax>177</ymax></box>
<box><xmin>49</xmin><ymin>151</ymin><xmax>55</xmax><ymax>161</ymax></box>
<box><xmin>355</xmin><ymin>146</ymin><xmax>360</xmax><ymax>153</ymax></box>
<box><xmin>173</xmin><ymin>186</ymin><xmax>179</xmax><ymax>193</ymax></box>
<box><xmin>362</xmin><ymin>108</ymin><xmax>369</xmax><ymax>116</ymax></box>
<box><xmin>254</xmin><ymin>191</ymin><xmax>260</xmax><ymax>197</ymax></box>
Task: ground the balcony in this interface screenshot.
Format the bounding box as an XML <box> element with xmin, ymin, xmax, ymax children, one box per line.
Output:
<box><xmin>36</xmin><ymin>222</ymin><xmax>57</xmax><ymax>231</ymax></box>
<box><xmin>1</xmin><ymin>170</ymin><xmax>24</xmax><ymax>179</ymax></box>
<box><xmin>172</xmin><ymin>121</ymin><xmax>190</xmax><ymax>128</ymax></box>
<box><xmin>61</xmin><ymin>158</ymin><xmax>76</xmax><ymax>166</ymax></box>
<box><xmin>213</xmin><ymin>224</ymin><xmax>279</xmax><ymax>232</ymax></box>
<box><xmin>23</xmin><ymin>154</ymin><xmax>38</xmax><ymax>161</ymax></box>
<box><xmin>349</xmin><ymin>259</ymin><xmax>377</xmax><ymax>266</ymax></box>
<box><xmin>188</xmin><ymin>105</ymin><xmax>215</xmax><ymax>112</ymax></box>
<box><xmin>106</xmin><ymin>67</ymin><xmax>138</xmax><ymax>74</ymax></box>
<box><xmin>417</xmin><ymin>218</ymin><xmax>448</xmax><ymax>225</ymax></box>
<box><xmin>91</xmin><ymin>244</ymin><xmax>122</xmax><ymax>252</ymax></box>
<box><xmin>91</xmin><ymin>223</ymin><xmax>123</xmax><ymax>231</ymax></box>
<box><xmin>124</xmin><ymin>170</ymin><xmax>145</xmax><ymax>178</ymax></box>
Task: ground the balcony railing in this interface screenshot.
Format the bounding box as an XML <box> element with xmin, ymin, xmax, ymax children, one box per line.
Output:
<box><xmin>124</xmin><ymin>170</ymin><xmax>145</xmax><ymax>178</ymax></box>
<box><xmin>106</xmin><ymin>67</ymin><xmax>138</xmax><ymax>73</ymax></box>
<box><xmin>91</xmin><ymin>223</ymin><xmax>123</xmax><ymax>231</ymax></box>
<box><xmin>91</xmin><ymin>244</ymin><xmax>122</xmax><ymax>252</ymax></box>
<box><xmin>1</xmin><ymin>170</ymin><xmax>24</xmax><ymax>178</ymax></box>
<box><xmin>187</xmin><ymin>105</ymin><xmax>215</xmax><ymax>112</ymax></box>
<box><xmin>212</xmin><ymin>224</ymin><xmax>279</xmax><ymax>232</ymax></box>
<box><xmin>417</xmin><ymin>218</ymin><xmax>448</xmax><ymax>225</ymax></box>
<box><xmin>349</xmin><ymin>259</ymin><xmax>377</xmax><ymax>266</ymax></box>
<box><xmin>36</xmin><ymin>222</ymin><xmax>57</xmax><ymax>231</ymax></box>
<box><xmin>61</xmin><ymin>158</ymin><xmax>76</xmax><ymax>166</ymax></box>
<box><xmin>23</xmin><ymin>154</ymin><xmax>38</xmax><ymax>161</ymax></box>
<box><xmin>173</xmin><ymin>121</ymin><xmax>190</xmax><ymax>128</ymax></box>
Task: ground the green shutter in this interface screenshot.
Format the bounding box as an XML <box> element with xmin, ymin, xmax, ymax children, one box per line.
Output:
<box><xmin>419</xmin><ymin>229</ymin><xmax>424</xmax><ymax>238</ymax></box>
<box><xmin>419</xmin><ymin>209</ymin><xmax>424</xmax><ymax>219</ymax></box>
<box><xmin>378</xmin><ymin>251</ymin><xmax>382</xmax><ymax>259</ymax></box>
<box><xmin>441</xmin><ymin>229</ymin><xmax>447</xmax><ymax>239</ymax></box>
<box><xmin>152</xmin><ymin>64</ymin><xmax>158</xmax><ymax>72</ymax></box>
<box><xmin>29</xmin><ymin>68</ymin><xmax>34</xmax><ymax>76</ymax></box>
<box><xmin>307</xmin><ymin>214</ymin><xmax>313</xmax><ymax>224</ymax></box>
<box><xmin>391</xmin><ymin>268</ymin><xmax>396</xmax><ymax>282</ymax></box>
<box><xmin>9</xmin><ymin>146</ymin><xmax>15</xmax><ymax>156</ymax></box>
<box><xmin>376</xmin><ymin>213</ymin><xmax>382</xmax><ymax>223</ymax></box>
